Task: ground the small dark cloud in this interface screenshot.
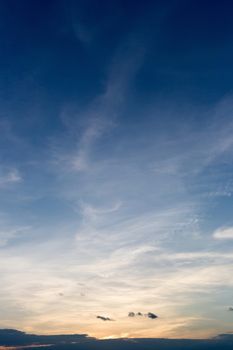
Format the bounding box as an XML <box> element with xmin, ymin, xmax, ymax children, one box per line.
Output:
<box><xmin>97</xmin><ymin>316</ymin><xmax>114</xmax><ymax>321</ymax></box>
<box><xmin>128</xmin><ymin>312</ymin><xmax>158</xmax><ymax>319</ymax></box>
<box><xmin>58</xmin><ymin>293</ymin><xmax>64</xmax><ymax>296</ymax></box>
<box><xmin>228</xmin><ymin>307</ymin><xmax>233</xmax><ymax>311</ymax></box>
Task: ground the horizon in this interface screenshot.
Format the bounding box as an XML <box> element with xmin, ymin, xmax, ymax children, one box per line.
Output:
<box><xmin>0</xmin><ymin>329</ymin><xmax>233</xmax><ymax>350</ymax></box>
<box><xmin>0</xmin><ymin>327</ymin><xmax>233</xmax><ymax>338</ymax></box>
<box><xmin>0</xmin><ymin>0</ymin><xmax>233</xmax><ymax>344</ymax></box>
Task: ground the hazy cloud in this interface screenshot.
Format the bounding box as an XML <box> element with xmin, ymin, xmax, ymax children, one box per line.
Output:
<box><xmin>0</xmin><ymin>169</ymin><xmax>22</xmax><ymax>188</ymax></box>
<box><xmin>213</xmin><ymin>227</ymin><xmax>233</xmax><ymax>240</ymax></box>
<box><xmin>0</xmin><ymin>226</ymin><xmax>30</xmax><ymax>247</ymax></box>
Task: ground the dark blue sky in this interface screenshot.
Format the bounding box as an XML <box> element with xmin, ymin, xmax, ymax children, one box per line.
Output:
<box><xmin>1</xmin><ymin>0</ymin><xmax>233</xmax><ymax>107</ymax></box>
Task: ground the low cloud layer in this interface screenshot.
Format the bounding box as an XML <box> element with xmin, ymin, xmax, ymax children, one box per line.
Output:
<box><xmin>0</xmin><ymin>329</ymin><xmax>233</xmax><ymax>349</ymax></box>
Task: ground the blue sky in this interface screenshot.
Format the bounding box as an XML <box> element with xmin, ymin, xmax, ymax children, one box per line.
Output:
<box><xmin>0</xmin><ymin>0</ymin><xmax>233</xmax><ymax>339</ymax></box>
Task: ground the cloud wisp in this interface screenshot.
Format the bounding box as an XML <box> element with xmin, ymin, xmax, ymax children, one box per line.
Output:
<box><xmin>0</xmin><ymin>169</ymin><xmax>22</xmax><ymax>188</ymax></box>
<box><xmin>213</xmin><ymin>227</ymin><xmax>233</xmax><ymax>240</ymax></box>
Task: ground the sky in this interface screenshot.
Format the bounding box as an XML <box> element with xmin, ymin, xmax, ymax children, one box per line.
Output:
<box><xmin>0</xmin><ymin>0</ymin><xmax>233</xmax><ymax>340</ymax></box>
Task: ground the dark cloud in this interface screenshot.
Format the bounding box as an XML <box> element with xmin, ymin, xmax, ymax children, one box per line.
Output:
<box><xmin>147</xmin><ymin>312</ymin><xmax>158</xmax><ymax>319</ymax></box>
<box><xmin>128</xmin><ymin>312</ymin><xmax>158</xmax><ymax>319</ymax></box>
<box><xmin>1</xmin><ymin>329</ymin><xmax>233</xmax><ymax>349</ymax></box>
<box><xmin>0</xmin><ymin>329</ymin><xmax>91</xmax><ymax>347</ymax></box>
<box><xmin>228</xmin><ymin>307</ymin><xmax>233</xmax><ymax>311</ymax></box>
<box><xmin>97</xmin><ymin>316</ymin><xmax>114</xmax><ymax>321</ymax></box>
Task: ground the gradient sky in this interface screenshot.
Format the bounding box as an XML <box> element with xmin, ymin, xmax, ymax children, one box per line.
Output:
<box><xmin>0</xmin><ymin>0</ymin><xmax>233</xmax><ymax>340</ymax></box>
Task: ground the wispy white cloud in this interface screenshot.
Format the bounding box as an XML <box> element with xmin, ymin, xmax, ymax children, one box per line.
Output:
<box><xmin>70</xmin><ymin>118</ymin><xmax>114</xmax><ymax>172</ymax></box>
<box><xmin>50</xmin><ymin>39</ymin><xmax>145</xmax><ymax>175</ymax></box>
<box><xmin>79</xmin><ymin>201</ymin><xmax>122</xmax><ymax>222</ymax></box>
<box><xmin>150</xmin><ymin>97</ymin><xmax>233</xmax><ymax>180</ymax></box>
<box><xmin>0</xmin><ymin>169</ymin><xmax>22</xmax><ymax>188</ymax></box>
<box><xmin>213</xmin><ymin>227</ymin><xmax>233</xmax><ymax>240</ymax></box>
<box><xmin>0</xmin><ymin>225</ymin><xmax>30</xmax><ymax>247</ymax></box>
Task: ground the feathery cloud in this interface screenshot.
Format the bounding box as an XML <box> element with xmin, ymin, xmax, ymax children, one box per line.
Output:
<box><xmin>0</xmin><ymin>169</ymin><xmax>22</xmax><ymax>188</ymax></box>
<box><xmin>213</xmin><ymin>227</ymin><xmax>233</xmax><ymax>240</ymax></box>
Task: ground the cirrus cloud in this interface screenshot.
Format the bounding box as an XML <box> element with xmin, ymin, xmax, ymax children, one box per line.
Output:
<box><xmin>213</xmin><ymin>227</ymin><xmax>233</xmax><ymax>240</ymax></box>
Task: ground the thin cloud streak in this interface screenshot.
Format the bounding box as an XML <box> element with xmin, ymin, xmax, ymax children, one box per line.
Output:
<box><xmin>213</xmin><ymin>227</ymin><xmax>233</xmax><ymax>240</ymax></box>
<box><xmin>50</xmin><ymin>38</ymin><xmax>145</xmax><ymax>176</ymax></box>
<box><xmin>0</xmin><ymin>169</ymin><xmax>22</xmax><ymax>188</ymax></box>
